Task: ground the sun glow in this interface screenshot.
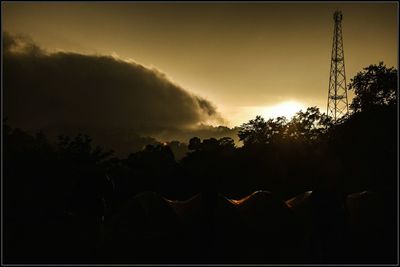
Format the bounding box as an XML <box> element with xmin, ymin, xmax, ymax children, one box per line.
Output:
<box><xmin>230</xmin><ymin>100</ymin><xmax>307</xmax><ymax>126</ymax></box>
<box><xmin>261</xmin><ymin>100</ymin><xmax>305</xmax><ymax>119</ymax></box>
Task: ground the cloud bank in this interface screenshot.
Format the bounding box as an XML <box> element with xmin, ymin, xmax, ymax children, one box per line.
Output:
<box><xmin>3</xmin><ymin>32</ymin><xmax>225</xmax><ymax>135</ymax></box>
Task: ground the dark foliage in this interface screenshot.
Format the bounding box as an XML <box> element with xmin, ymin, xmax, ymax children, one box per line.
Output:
<box><xmin>3</xmin><ymin>63</ymin><xmax>397</xmax><ymax>264</ymax></box>
<box><xmin>349</xmin><ymin>62</ymin><xmax>397</xmax><ymax>113</ymax></box>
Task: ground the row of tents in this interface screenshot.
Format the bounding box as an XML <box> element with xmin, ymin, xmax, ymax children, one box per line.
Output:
<box><xmin>5</xmin><ymin>188</ymin><xmax>394</xmax><ymax>264</ymax></box>
<box><xmin>100</xmin><ymin>189</ymin><xmax>396</xmax><ymax>264</ymax></box>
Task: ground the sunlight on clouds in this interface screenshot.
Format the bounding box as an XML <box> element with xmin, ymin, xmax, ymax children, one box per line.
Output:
<box><xmin>229</xmin><ymin>100</ymin><xmax>306</xmax><ymax>126</ymax></box>
<box><xmin>261</xmin><ymin>100</ymin><xmax>306</xmax><ymax>119</ymax></box>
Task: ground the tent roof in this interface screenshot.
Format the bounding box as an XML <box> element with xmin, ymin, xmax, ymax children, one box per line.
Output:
<box><xmin>285</xmin><ymin>191</ymin><xmax>313</xmax><ymax>208</ymax></box>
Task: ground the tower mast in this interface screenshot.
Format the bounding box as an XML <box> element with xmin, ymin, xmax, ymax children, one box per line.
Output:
<box><xmin>327</xmin><ymin>10</ymin><xmax>349</xmax><ymax>122</ymax></box>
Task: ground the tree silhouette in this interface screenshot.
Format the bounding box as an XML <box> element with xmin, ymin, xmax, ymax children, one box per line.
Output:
<box><xmin>238</xmin><ymin>107</ymin><xmax>332</xmax><ymax>147</ymax></box>
<box><xmin>238</xmin><ymin>115</ymin><xmax>287</xmax><ymax>146</ymax></box>
<box><xmin>57</xmin><ymin>134</ymin><xmax>114</xmax><ymax>166</ymax></box>
<box><xmin>188</xmin><ymin>137</ymin><xmax>202</xmax><ymax>151</ymax></box>
<box><xmin>166</xmin><ymin>140</ymin><xmax>188</xmax><ymax>161</ymax></box>
<box><xmin>349</xmin><ymin>62</ymin><xmax>397</xmax><ymax>113</ymax></box>
<box><xmin>217</xmin><ymin>137</ymin><xmax>236</xmax><ymax>150</ymax></box>
<box><xmin>287</xmin><ymin>107</ymin><xmax>333</xmax><ymax>143</ymax></box>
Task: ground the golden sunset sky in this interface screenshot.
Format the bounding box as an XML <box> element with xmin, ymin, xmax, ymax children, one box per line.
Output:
<box><xmin>3</xmin><ymin>2</ymin><xmax>398</xmax><ymax>127</ymax></box>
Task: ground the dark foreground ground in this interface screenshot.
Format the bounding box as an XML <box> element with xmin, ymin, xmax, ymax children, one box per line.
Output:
<box><xmin>4</xmin><ymin>189</ymin><xmax>397</xmax><ymax>264</ymax></box>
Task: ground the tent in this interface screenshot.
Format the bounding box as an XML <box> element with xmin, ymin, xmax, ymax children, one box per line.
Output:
<box><xmin>105</xmin><ymin>190</ymin><xmax>319</xmax><ymax>263</ymax></box>
<box><xmin>285</xmin><ymin>190</ymin><xmax>313</xmax><ymax>209</ymax></box>
<box><xmin>165</xmin><ymin>192</ymin><xmax>247</xmax><ymax>263</ymax></box>
<box><xmin>103</xmin><ymin>191</ymin><xmax>182</xmax><ymax>263</ymax></box>
<box><xmin>229</xmin><ymin>191</ymin><xmax>306</xmax><ymax>263</ymax></box>
<box><xmin>285</xmin><ymin>190</ymin><xmax>348</xmax><ymax>263</ymax></box>
<box><xmin>345</xmin><ymin>190</ymin><xmax>397</xmax><ymax>263</ymax></box>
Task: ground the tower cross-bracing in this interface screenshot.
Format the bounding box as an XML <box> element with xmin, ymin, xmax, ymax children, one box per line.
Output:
<box><xmin>327</xmin><ymin>10</ymin><xmax>349</xmax><ymax>121</ymax></box>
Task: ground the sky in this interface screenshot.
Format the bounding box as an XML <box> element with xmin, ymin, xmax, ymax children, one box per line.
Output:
<box><xmin>2</xmin><ymin>2</ymin><xmax>398</xmax><ymax>129</ymax></box>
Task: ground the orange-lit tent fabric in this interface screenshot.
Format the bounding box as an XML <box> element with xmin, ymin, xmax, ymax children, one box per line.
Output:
<box><xmin>105</xmin><ymin>190</ymin><xmax>308</xmax><ymax>263</ymax></box>
<box><xmin>285</xmin><ymin>191</ymin><xmax>313</xmax><ymax>208</ymax></box>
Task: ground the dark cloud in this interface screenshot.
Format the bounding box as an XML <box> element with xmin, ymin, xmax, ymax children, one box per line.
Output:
<box><xmin>3</xmin><ymin>32</ymin><xmax>225</xmax><ymax>136</ymax></box>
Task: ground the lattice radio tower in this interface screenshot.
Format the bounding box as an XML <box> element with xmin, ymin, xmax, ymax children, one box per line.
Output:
<box><xmin>327</xmin><ymin>10</ymin><xmax>349</xmax><ymax>121</ymax></box>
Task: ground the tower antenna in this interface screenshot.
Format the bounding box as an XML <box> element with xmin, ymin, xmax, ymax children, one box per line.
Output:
<box><xmin>327</xmin><ymin>10</ymin><xmax>349</xmax><ymax>122</ymax></box>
